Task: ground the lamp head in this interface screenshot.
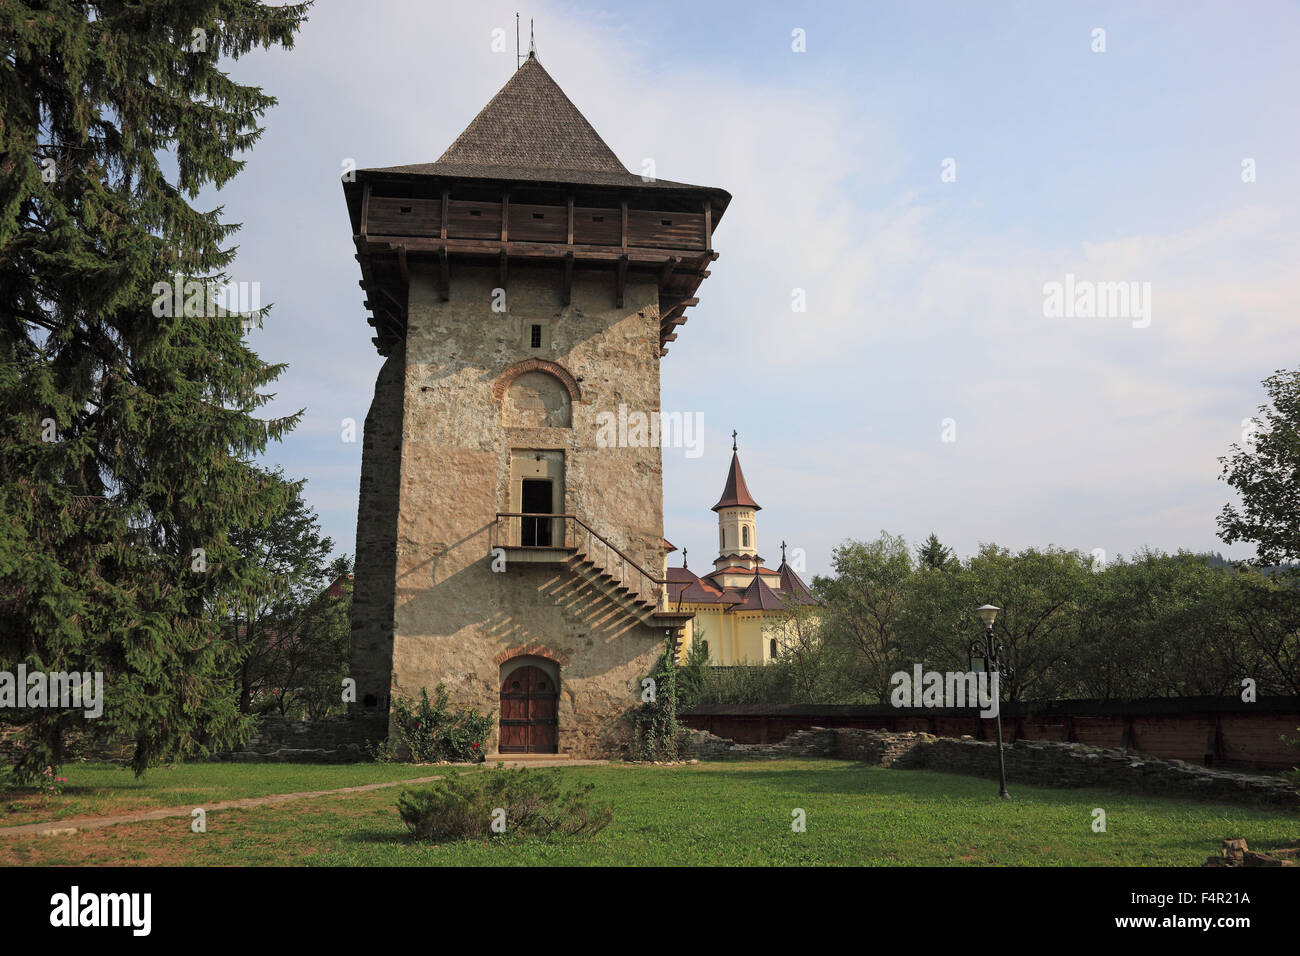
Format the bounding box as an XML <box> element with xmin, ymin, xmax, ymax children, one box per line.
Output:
<box><xmin>976</xmin><ymin>604</ymin><xmax>1001</xmax><ymax>627</ymax></box>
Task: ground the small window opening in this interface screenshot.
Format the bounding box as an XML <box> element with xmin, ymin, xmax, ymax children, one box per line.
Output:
<box><xmin>661</xmin><ymin>218</ymin><xmax>672</xmax><ymax>226</ymax></box>
<box><xmin>469</xmin><ymin>209</ymin><xmax>482</xmax><ymax>217</ymax></box>
<box><xmin>591</xmin><ymin>215</ymin><xmax>604</xmax><ymax>222</ymax></box>
<box><xmin>400</xmin><ymin>205</ymin><xmax>412</xmax><ymax>213</ymax></box>
<box><xmin>532</xmin><ymin>212</ymin><xmax>545</xmax><ymax>219</ymax></box>
<box><xmin>530</xmin><ymin>324</ymin><xmax>542</xmax><ymax>348</ymax></box>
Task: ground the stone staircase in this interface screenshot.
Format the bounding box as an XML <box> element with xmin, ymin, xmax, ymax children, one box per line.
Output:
<box><xmin>495</xmin><ymin>512</ymin><xmax>693</xmax><ymax>636</ymax></box>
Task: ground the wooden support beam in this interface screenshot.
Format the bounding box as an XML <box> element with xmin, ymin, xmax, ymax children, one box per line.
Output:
<box><xmin>562</xmin><ymin>253</ymin><xmax>573</xmax><ymax>306</ymax></box>
<box><xmin>615</xmin><ymin>255</ymin><xmax>627</xmax><ymax>309</ymax></box>
<box><xmin>360</xmin><ymin>183</ymin><xmax>370</xmax><ymax>238</ymax></box>
<box><xmin>501</xmin><ymin>193</ymin><xmax>510</xmax><ymax>242</ymax></box>
<box><xmin>440</xmin><ymin>189</ymin><xmax>448</xmax><ymax>240</ymax></box>
<box><xmin>499</xmin><ymin>248</ymin><xmax>508</xmax><ymax>289</ymax></box>
<box><xmin>566</xmin><ymin>196</ymin><xmax>574</xmax><ymax>246</ymax></box>
<box><xmin>658</xmin><ymin>256</ymin><xmax>679</xmax><ymax>286</ymax></box>
<box><xmin>620</xmin><ymin>199</ymin><xmax>628</xmax><ymax>251</ymax></box>
<box><xmin>397</xmin><ymin>244</ymin><xmax>408</xmax><ymax>282</ymax></box>
<box><xmin>439</xmin><ymin>248</ymin><xmax>449</xmax><ymax>301</ymax></box>
<box><xmin>702</xmin><ymin>199</ymin><xmax>712</xmax><ymax>249</ymax></box>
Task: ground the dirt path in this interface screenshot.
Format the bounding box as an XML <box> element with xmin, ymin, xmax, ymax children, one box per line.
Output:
<box><xmin>0</xmin><ymin>758</ymin><xmax>608</xmax><ymax>838</ymax></box>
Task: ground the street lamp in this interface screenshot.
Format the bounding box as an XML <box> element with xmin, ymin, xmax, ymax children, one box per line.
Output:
<box><xmin>974</xmin><ymin>604</ymin><xmax>1011</xmax><ymax>799</ymax></box>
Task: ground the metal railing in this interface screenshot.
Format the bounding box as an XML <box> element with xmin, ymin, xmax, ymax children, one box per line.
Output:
<box><xmin>492</xmin><ymin>512</ymin><xmax>665</xmax><ymax>610</ymax></box>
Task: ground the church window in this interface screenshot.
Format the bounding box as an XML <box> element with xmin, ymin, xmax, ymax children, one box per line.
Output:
<box><xmin>742</xmin><ymin>526</ymin><xmax>749</xmax><ymax>547</ymax></box>
<box><xmin>720</xmin><ymin>528</ymin><xmax>725</xmax><ymax>550</ymax></box>
<box><xmin>530</xmin><ymin>324</ymin><xmax>542</xmax><ymax>348</ymax></box>
<box><xmin>769</xmin><ymin>639</ymin><xmax>777</xmax><ymax>659</ymax></box>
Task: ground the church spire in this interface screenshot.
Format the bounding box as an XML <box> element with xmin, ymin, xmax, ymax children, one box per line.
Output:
<box><xmin>712</xmin><ymin>438</ymin><xmax>760</xmax><ymax>512</ymax></box>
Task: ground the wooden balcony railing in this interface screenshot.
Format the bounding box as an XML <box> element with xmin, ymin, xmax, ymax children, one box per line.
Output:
<box><xmin>492</xmin><ymin>513</ymin><xmax>665</xmax><ymax>610</ymax></box>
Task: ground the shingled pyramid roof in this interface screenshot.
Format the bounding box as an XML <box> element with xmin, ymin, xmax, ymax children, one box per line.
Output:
<box><xmin>358</xmin><ymin>54</ymin><xmax>724</xmax><ymax>194</ymax></box>
<box><xmin>712</xmin><ymin>451</ymin><xmax>761</xmax><ymax>512</ymax></box>
<box><xmin>777</xmin><ymin>560</ymin><xmax>818</xmax><ymax>605</ymax></box>
<box><xmin>732</xmin><ymin>573</ymin><xmax>785</xmax><ymax>612</ymax></box>
<box><xmin>438</xmin><ymin>55</ymin><xmax>625</xmax><ymax>174</ymax></box>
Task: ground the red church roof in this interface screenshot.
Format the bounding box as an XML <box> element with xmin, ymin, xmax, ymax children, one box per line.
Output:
<box><xmin>712</xmin><ymin>451</ymin><xmax>760</xmax><ymax>512</ymax></box>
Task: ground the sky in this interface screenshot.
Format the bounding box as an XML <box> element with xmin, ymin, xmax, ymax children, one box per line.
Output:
<box><xmin>205</xmin><ymin>0</ymin><xmax>1300</xmax><ymax>580</ymax></box>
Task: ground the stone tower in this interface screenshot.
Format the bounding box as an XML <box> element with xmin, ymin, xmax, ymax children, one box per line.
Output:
<box><xmin>341</xmin><ymin>54</ymin><xmax>729</xmax><ymax>756</ymax></box>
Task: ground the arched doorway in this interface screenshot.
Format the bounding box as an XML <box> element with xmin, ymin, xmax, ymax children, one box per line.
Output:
<box><xmin>499</xmin><ymin>664</ymin><xmax>558</xmax><ymax>754</ymax></box>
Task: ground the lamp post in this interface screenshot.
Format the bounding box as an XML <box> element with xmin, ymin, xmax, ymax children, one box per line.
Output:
<box><xmin>975</xmin><ymin>604</ymin><xmax>1011</xmax><ymax>800</ymax></box>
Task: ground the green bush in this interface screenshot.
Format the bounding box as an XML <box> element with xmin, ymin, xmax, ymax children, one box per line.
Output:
<box><xmin>374</xmin><ymin>685</ymin><xmax>494</xmax><ymax>763</ymax></box>
<box><xmin>396</xmin><ymin>766</ymin><xmax>613</xmax><ymax>842</ymax></box>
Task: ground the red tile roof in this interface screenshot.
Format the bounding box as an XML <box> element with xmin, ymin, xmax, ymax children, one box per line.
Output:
<box><xmin>732</xmin><ymin>574</ymin><xmax>786</xmax><ymax>611</ymax></box>
<box><xmin>777</xmin><ymin>560</ymin><xmax>819</xmax><ymax>605</ymax></box>
<box><xmin>712</xmin><ymin>451</ymin><xmax>760</xmax><ymax>512</ymax></box>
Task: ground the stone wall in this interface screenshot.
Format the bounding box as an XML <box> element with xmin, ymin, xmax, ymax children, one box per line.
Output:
<box><xmin>351</xmin><ymin>263</ymin><xmax>671</xmax><ymax>758</ymax></box>
<box><xmin>349</xmin><ymin>347</ymin><xmax>406</xmax><ymax>714</ymax></box>
<box><xmin>680</xmin><ymin>726</ymin><xmax>1300</xmax><ymax>810</ymax></box>
<box><xmin>212</xmin><ymin>714</ymin><xmax>388</xmax><ymax>763</ymax></box>
<box><xmin>681</xmin><ymin>698</ymin><xmax>1300</xmax><ymax>771</ymax></box>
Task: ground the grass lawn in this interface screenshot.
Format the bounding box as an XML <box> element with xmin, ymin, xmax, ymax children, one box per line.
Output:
<box><xmin>1</xmin><ymin>759</ymin><xmax>1296</xmax><ymax>866</ymax></box>
<box><xmin>0</xmin><ymin>761</ymin><xmax>451</xmax><ymax>827</ymax></box>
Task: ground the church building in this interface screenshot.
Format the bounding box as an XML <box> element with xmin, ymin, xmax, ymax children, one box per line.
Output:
<box><xmin>666</xmin><ymin>439</ymin><xmax>818</xmax><ymax>666</ymax></box>
<box><xmin>342</xmin><ymin>52</ymin><xmax>731</xmax><ymax>756</ymax></box>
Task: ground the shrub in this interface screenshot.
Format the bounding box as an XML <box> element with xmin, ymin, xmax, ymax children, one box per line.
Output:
<box><xmin>396</xmin><ymin>766</ymin><xmax>613</xmax><ymax>842</ymax></box>
<box><xmin>375</xmin><ymin>685</ymin><xmax>494</xmax><ymax>763</ymax></box>
<box><xmin>629</xmin><ymin>639</ymin><xmax>678</xmax><ymax>761</ymax></box>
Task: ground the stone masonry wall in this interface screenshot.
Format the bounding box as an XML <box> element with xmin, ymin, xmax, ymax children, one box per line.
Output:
<box><xmin>212</xmin><ymin>714</ymin><xmax>388</xmax><ymax>763</ymax></box>
<box><xmin>349</xmin><ymin>347</ymin><xmax>406</xmax><ymax>715</ymax></box>
<box><xmin>376</xmin><ymin>263</ymin><xmax>669</xmax><ymax>758</ymax></box>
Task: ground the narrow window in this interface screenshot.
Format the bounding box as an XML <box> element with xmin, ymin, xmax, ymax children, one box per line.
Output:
<box><xmin>661</xmin><ymin>218</ymin><xmax>672</xmax><ymax>226</ymax></box>
<box><xmin>742</xmin><ymin>527</ymin><xmax>749</xmax><ymax>547</ymax></box>
<box><xmin>769</xmin><ymin>639</ymin><xmax>777</xmax><ymax>659</ymax></box>
<box><xmin>530</xmin><ymin>324</ymin><xmax>542</xmax><ymax>348</ymax></box>
<box><xmin>720</xmin><ymin>528</ymin><xmax>725</xmax><ymax>550</ymax></box>
<box><xmin>591</xmin><ymin>215</ymin><xmax>604</xmax><ymax>222</ymax></box>
<box><xmin>532</xmin><ymin>212</ymin><xmax>545</xmax><ymax>220</ymax></box>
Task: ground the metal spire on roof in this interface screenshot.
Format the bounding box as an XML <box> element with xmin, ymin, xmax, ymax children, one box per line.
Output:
<box><xmin>529</xmin><ymin>19</ymin><xmax>536</xmax><ymax>58</ymax></box>
<box><xmin>682</xmin><ymin>547</ymin><xmax>688</xmax><ymax>569</ymax></box>
<box><xmin>731</xmin><ymin>429</ymin><xmax>737</xmax><ymax>451</ymax></box>
<box><xmin>781</xmin><ymin>540</ymin><xmax>787</xmax><ymax>563</ymax></box>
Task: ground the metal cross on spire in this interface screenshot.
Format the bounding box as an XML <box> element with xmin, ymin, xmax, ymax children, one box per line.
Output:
<box><xmin>731</xmin><ymin>429</ymin><xmax>737</xmax><ymax>451</ymax></box>
<box><xmin>781</xmin><ymin>540</ymin><xmax>787</xmax><ymax>563</ymax></box>
<box><xmin>682</xmin><ymin>547</ymin><xmax>688</xmax><ymax>569</ymax></box>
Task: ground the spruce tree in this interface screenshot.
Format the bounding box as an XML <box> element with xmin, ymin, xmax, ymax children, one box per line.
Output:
<box><xmin>0</xmin><ymin>1</ymin><xmax>311</xmax><ymax>777</ymax></box>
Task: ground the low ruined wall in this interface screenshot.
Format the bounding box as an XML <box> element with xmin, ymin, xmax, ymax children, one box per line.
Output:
<box><xmin>680</xmin><ymin>726</ymin><xmax>1300</xmax><ymax>810</ymax></box>
<box><xmin>681</xmin><ymin>697</ymin><xmax>1300</xmax><ymax>771</ymax></box>
<box><xmin>211</xmin><ymin>714</ymin><xmax>388</xmax><ymax>764</ymax></box>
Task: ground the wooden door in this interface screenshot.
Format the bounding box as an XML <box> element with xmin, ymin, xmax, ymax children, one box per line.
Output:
<box><xmin>499</xmin><ymin>666</ymin><xmax>558</xmax><ymax>754</ymax></box>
